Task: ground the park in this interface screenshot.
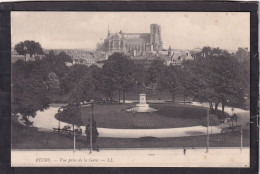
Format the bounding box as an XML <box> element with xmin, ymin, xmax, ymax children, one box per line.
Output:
<box><xmin>11</xmin><ymin>41</ymin><xmax>250</xmax><ymax>151</ymax></box>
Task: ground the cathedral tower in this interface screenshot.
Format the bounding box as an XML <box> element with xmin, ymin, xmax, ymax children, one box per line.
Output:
<box><xmin>150</xmin><ymin>24</ymin><xmax>163</xmax><ymax>51</ymax></box>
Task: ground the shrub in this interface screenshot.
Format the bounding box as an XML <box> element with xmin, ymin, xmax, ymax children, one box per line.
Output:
<box><xmin>201</xmin><ymin>114</ymin><xmax>220</xmax><ymax>126</ymax></box>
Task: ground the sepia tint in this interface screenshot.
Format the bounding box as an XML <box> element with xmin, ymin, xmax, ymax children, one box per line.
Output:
<box><xmin>11</xmin><ymin>12</ymin><xmax>250</xmax><ymax>167</ymax></box>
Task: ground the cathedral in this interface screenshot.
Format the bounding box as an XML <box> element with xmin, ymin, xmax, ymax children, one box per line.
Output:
<box><xmin>102</xmin><ymin>24</ymin><xmax>163</xmax><ymax>53</ymax></box>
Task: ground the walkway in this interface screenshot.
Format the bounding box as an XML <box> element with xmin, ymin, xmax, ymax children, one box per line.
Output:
<box><xmin>17</xmin><ymin>102</ymin><xmax>249</xmax><ymax>138</ymax></box>
<box><xmin>190</xmin><ymin>102</ymin><xmax>250</xmax><ymax>129</ymax></box>
<box><xmin>11</xmin><ymin>147</ymin><xmax>250</xmax><ymax>167</ymax></box>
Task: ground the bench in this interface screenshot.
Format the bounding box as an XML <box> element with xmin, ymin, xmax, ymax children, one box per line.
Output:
<box><xmin>53</xmin><ymin>128</ymin><xmax>82</xmax><ymax>136</ymax></box>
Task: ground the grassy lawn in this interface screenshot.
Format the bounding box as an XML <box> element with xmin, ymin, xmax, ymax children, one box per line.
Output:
<box><xmin>96</xmin><ymin>130</ymin><xmax>250</xmax><ymax>148</ymax></box>
<box><xmin>57</xmin><ymin>103</ymin><xmax>208</xmax><ymax>129</ymax></box>
<box><xmin>12</xmin><ymin>118</ymin><xmax>80</xmax><ymax>149</ymax></box>
<box><xmin>12</xmin><ymin>118</ymin><xmax>250</xmax><ymax>149</ymax></box>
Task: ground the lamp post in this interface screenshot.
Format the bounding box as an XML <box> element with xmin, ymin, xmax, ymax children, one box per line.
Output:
<box><xmin>181</xmin><ymin>64</ymin><xmax>186</xmax><ymax>105</ymax></box>
<box><xmin>57</xmin><ymin>108</ymin><xmax>61</xmax><ymax>134</ymax></box>
<box><xmin>73</xmin><ymin>123</ymin><xmax>76</xmax><ymax>153</ymax></box>
<box><xmin>58</xmin><ymin>107</ymin><xmax>64</xmax><ymax>134</ymax></box>
<box><xmin>206</xmin><ymin>109</ymin><xmax>209</xmax><ymax>153</ymax></box>
<box><xmin>80</xmin><ymin>101</ymin><xmax>93</xmax><ymax>154</ymax></box>
<box><xmin>240</xmin><ymin>129</ymin><xmax>243</xmax><ymax>153</ymax></box>
<box><xmin>89</xmin><ymin>100</ymin><xmax>94</xmax><ymax>154</ymax></box>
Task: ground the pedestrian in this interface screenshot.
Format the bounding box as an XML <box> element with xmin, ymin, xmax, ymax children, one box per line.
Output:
<box><xmin>92</xmin><ymin>120</ymin><xmax>100</xmax><ymax>152</ymax></box>
<box><xmin>85</xmin><ymin>123</ymin><xmax>90</xmax><ymax>143</ymax></box>
<box><xmin>85</xmin><ymin>120</ymin><xmax>99</xmax><ymax>151</ymax></box>
<box><xmin>233</xmin><ymin>113</ymin><xmax>238</xmax><ymax>123</ymax></box>
<box><xmin>183</xmin><ymin>147</ymin><xmax>186</xmax><ymax>156</ymax></box>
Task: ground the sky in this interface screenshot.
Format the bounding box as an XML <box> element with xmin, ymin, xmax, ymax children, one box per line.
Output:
<box><xmin>11</xmin><ymin>12</ymin><xmax>250</xmax><ymax>51</ymax></box>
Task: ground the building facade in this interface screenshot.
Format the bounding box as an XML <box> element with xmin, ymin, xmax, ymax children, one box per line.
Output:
<box><xmin>102</xmin><ymin>24</ymin><xmax>163</xmax><ymax>53</ymax></box>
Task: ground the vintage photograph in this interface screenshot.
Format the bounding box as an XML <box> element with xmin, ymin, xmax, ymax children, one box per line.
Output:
<box><xmin>10</xmin><ymin>12</ymin><xmax>250</xmax><ymax>167</ymax></box>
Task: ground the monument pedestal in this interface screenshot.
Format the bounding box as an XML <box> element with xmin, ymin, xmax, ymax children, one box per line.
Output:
<box><xmin>127</xmin><ymin>94</ymin><xmax>157</xmax><ymax>113</ymax></box>
<box><xmin>136</xmin><ymin>103</ymin><xmax>150</xmax><ymax>112</ymax></box>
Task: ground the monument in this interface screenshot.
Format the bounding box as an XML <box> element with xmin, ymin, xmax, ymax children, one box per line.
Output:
<box><xmin>127</xmin><ymin>94</ymin><xmax>157</xmax><ymax>113</ymax></box>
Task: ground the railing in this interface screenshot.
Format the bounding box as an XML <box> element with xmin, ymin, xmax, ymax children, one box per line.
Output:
<box><xmin>53</xmin><ymin>128</ymin><xmax>82</xmax><ymax>136</ymax></box>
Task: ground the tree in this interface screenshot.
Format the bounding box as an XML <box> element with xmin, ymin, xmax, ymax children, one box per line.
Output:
<box><xmin>145</xmin><ymin>59</ymin><xmax>166</xmax><ymax>90</ymax></box>
<box><xmin>12</xmin><ymin>59</ymin><xmax>49</xmax><ymax>127</ymax></box>
<box><xmin>30</xmin><ymin>59</ymin><xmax>51</xmax><ymax>83</ymax></box>
<box><xmin>211</xmin><ymin>55</ymin><xmax>244</xmax><ymax>114</ymax></box>
<box><xmin>159</xmin><ymin>65</ymin><xmax>181</xmax><ymax>103</ymax></box>
<box><xmin>46</xmin><ymin>72</ymin><xmax>60</xmax><ymax>89</ymax></box>
<box><xmin>57</xmin><ymin>51</ymin><xmax>73</xmax><ymax>63</ymax></box>
<box><xmin>60</xmin><ymin>64</ymin><xmax>89</xmax><ymax>92</ymax></box>
<box><xmin>88</xmin><ymin>65</ymin><xmax>106</xmax><ymax>100</ymax></box>
<box><xmin>55</xmin><ymin>104</ymin><xmax>84</xmax><ymax>137</ymax></box>
<box><xmin>235</xmin><ymin>47</ymin><xmax>249</xmax><ymax>62</ymax></box>
<box><xmin>187</xmin><ymin>56</ymin><xmax>219</xmax><ymax>110</ymax></box>
<box><xmin>44</xmin><ymin>51</ymin><xmax>72</xmax><ymax>81</ymax></box>
<box><xmin>14</xmin><ymin>40</ymin><xmax>44</xmax><ymax>60</ymax></box>
<box><xmin>102</xmin><ymin>52</ymin><xmax>135</xmax><ymax>103</ymax></box>
<box><xmin>55</xmin><ymin>104</ymin><xmax>83</xmax><ymax>126</ymax></box>
<box><xmin>201</xmin><ymin>114</ymin><xmax>220</xmax><ymax>134</ymax></box>
<box><xmin>201</xmin><ymin>114</ymin><xmax>220</xmax><ymax>126</ymax></box>
<box><xmin>59</xmin><ymin>64</ymin><xmax>95</xmax><ymax>104</ymax></box>
<box><xmin>12</xmin><ymin>78</ymin><xmax>49</xmax><ymax>126</ymax></box>
<box><xmin>133</xmin><ymin>64</ymin><xmax>146</xmax><ymax>90</ymax></box>
<box><xmin>69</xmin><ymin>72</ymin><xmax>95</xmax><ymax>104</ymax></box>
<box><xmin>230</xmin><ymin>113</ymin><xmax>238</xmax><ymax>131</ymax></box>
<box><xmin>89</xmin><ymin>65</ymin><xmax>103</xmax><ymax>91</ymax></box>
<box><xmin>236</xmin><ymin>58</ymin><xmax>250</xmax><ymax>107</ymax></box>
<box><xmin>188</xmin><ymin>47</ymin><xmax>246</xmax><ymax>115</ymax></box>
<box><xmin>178</xmin><ymin>61</ymin><xmax>198</xmax><ymax>104</ymax></box>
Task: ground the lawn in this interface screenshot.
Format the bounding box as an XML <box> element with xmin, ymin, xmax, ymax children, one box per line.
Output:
<box><xmin>12</xmin><ymin>118</ymin><xmax>250</xmax><ymax>149</ymax></box>
<box><xmin>57</xmin><ymin>103</ymin><xmax>208</xmax><ymax>129</ymax></box>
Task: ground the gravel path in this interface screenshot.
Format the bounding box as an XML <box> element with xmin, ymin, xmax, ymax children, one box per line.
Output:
<box><xmin>17</xmin><ymin>102</ymin><xmax>249</xmax><ymax>138</ymax></box>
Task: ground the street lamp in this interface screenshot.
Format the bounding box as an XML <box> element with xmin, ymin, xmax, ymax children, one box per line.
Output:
<box><xmin>80</xmin><ymin>101</ymin><xmax>93</xmax><ymax>154</ymax></box>
<box><xmin>89</xmin><ymin>100</ymin><xmax>95</xmax><ymax>154</ymax></box>
<box><xmin>90</xmin><ymin>99</ymin><xmax>95</xmax><ymax>121</ymax></box>
<box><xmin>57</xmin><ymin>108</ymin><xmax>61</xmax><ymax>134</ymax></box>
<box><xmin>181</xmin><ymin>64</ymin><xmax>186</xmax><ymax>105</ymax></box>
<box><xmin>58</xmin><ymin>107</ymin><xmax>64</xmax><ymax>134</ymax></box>
<box><xmin>206</xmin><ymin>109</ymin><xmax>210</xmax><ymax>153</ymax></box>
<box><xmin>240</xmin><ymin>129</ymin><xmax>243</xmax><ymax>153</ymax></box>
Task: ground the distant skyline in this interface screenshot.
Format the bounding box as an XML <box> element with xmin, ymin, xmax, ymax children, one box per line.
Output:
<box><xmin>11</xmin><ymin>12</ymin><xmax>250</xmax><ymax>51</ymax></box>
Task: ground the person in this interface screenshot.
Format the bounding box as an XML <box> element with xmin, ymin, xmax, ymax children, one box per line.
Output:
<box><xmin>85</xmin><ymin>119</ymin><xmax>99</xmax><ymax>151</ymax></box>
<box><xmin>85</xmin><ymin>123</ymin><xmax>90</xmax><ymax>143</ymax></box>
<box><xmin>92</xmin><ymin>120</ymin><xmax>100</xmax><ymax>151</ymax></box>
<box><xmin>183</xmin><ymin>147</ymin><xmax>186</xmax><ymax>156</ymax></box>
<box><xmin>233</xmin><ymin>113</ymin><xmax>238</xmax><ymax>123</ymax></box>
